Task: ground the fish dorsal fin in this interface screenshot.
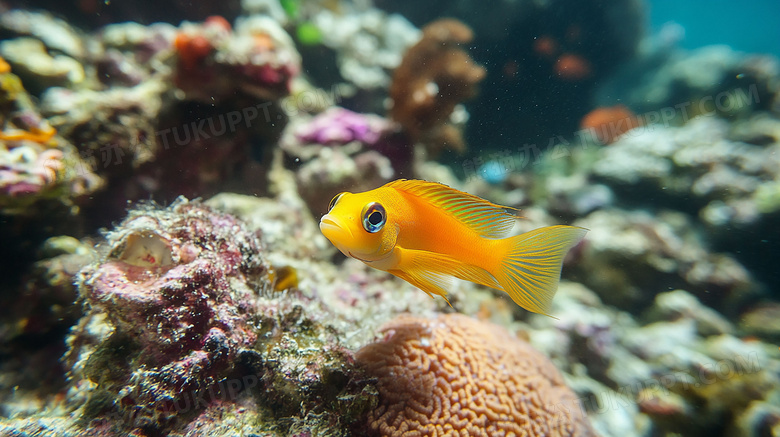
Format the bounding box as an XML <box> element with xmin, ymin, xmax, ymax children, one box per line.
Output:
<box><xmin>387</xmin><ymin>179</ymin><xmax>517</xmax><ymax>239</ymax></box>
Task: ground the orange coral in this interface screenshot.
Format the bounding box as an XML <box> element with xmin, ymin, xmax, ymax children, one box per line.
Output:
<box><xmin>174</xmin><ymin>32</ymin><xmax>213</xmax><ymax>70</ymax></box>
<box><xmin>0</xmin><ymin>125</ymin><xmax>57</xmax><ymax>145</ymax></box>
<box><xmin>0</xmin><ymin>56</ymin><xmax>10</xmax><ymax>74</ymax></box>
<box><xmin>389</xmin><ymin>19</ymin><xmax>486</xmax><ymax>155</ymax></box>
<box><xmin>580</xmin><ymin>104</ymin><xmax>642</xmax><ymax>144</ymax></box>
<box><xmin>356</xmin><ymin>314</ymin><xmax>595</xmax><ymax>437</ymax></box>
<box><xmin>554</xmin><ymin>54</ymin><xmax>592</xmax><ymax>81</ymax></box>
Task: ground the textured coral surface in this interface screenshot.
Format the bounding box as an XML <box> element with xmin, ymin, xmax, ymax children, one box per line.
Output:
<box><xmin>356</xmin><ymin>313</ymin><xmax>596</xmax><ymax>437</ymax></box>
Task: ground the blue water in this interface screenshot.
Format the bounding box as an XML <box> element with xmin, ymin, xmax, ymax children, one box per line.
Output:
<box><xmin>648</xmin><ymin>0</ymin><xmax>780</xmax><ymax>56</ymax></box>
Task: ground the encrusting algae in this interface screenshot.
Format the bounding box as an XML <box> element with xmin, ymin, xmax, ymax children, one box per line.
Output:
<box><xmin>320</xmin><ymin>179</ymin><xmax>587</xmax><ymax>315</ymax></box>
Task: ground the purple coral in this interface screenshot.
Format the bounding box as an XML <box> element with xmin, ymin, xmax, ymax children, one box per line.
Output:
<box><xmin>295</xmin><ymin>107</ymin><xmax>392</xmax><ymax>146</ymax></box>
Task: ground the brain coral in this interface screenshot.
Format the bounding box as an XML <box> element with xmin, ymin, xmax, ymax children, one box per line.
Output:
<box><xmin>355</xmin><ymin>314</ymin><xmax>595</xmax><ymax>437</ymax></box>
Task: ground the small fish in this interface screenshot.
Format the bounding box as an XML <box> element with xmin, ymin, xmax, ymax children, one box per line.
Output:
<box><xmin>319</xmin><ymin>179</ymin><xmax>587</xmax><ymax>315</ymax></box>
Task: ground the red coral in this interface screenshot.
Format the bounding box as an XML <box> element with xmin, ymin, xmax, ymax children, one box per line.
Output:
<box><xmin>174</xmin><ymin>32</ymin><xmax>213</xmax><ymax>71</ymax></box>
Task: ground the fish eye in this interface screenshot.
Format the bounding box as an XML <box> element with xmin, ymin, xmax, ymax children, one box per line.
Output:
<box><xmin>362</xmin><ymin>202</ymin><xmax>386</xmax><ymax>233</ymax></box>
<box><xmin>328</xmin><ymin>192</ymin><xmax>345</xmax><ymax>212</ymax></box>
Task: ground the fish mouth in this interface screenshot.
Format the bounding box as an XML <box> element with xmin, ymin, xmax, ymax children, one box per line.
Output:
<box><xmin>319</xmin><ymin>214</ymin><xmax>353</xmax><ymax>243</ymax></box>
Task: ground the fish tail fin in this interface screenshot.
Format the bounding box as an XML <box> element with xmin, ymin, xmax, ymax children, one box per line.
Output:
<box><xmin>493</xmin><ymin>225</ymin><xmax>587</xmax><ymax>317</ymax></box>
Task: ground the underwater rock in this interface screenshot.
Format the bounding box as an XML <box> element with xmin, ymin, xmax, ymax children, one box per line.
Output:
<box><xmin>356</xmin><ymin>313</ymin><xmax>596</xmax><ymax>436</ymax></box>
<box><xmin>3</xmin><ymin>236</ymin><xmax>95</xmax><ymax>340</ymax></box>
<box><xmin>71</xmin><ymin>198</ymin><xmax>267</xmax><ymax>428</ymax></box>
<box><xmin>528</xmin><ymin>281</ymin><xmax>780</xmax><ymax>437</ymax></box>
<box><xmin>595</xmin><ymin>117</ymin><xmax>780</xmax><ymax>228</ymax></box>
<box><xmin>0</xmin><ymin>38</ymin><xmax>85</xmax><ymax>92</ymax></box>
<box><xmin>738</xmin><ymin>302</ymin><xmax>780</xmax><ymax>343</ymax></box>
<box><xmin>54</xmin><ymin>198</ymin><xmax>375</xmax><ymax>435</ymax></box>
<box><xmin>0</xmin><ymin>10</ymin><xmax>87</xmax><ymax>95</ymax></box>
<box><xmin>1</xmin><ymin>0</ymin><xmax>241</xmax><ymax>32</ymax></box>
<box><xmin>643</xmin><ymin>289</ymin><xmax>734</xmax><ymax>337</ymax></box>
<box><xmin>732</xmin><ymin>400</ymin><xmax>780</xmax><ymax>437</ymax></box>
<box><xmin>42</xmin><ymin>81</ymin><xmax>166</xmax><ymax>177</ymax></box>
<box><xmin>28</xmin><ymin>15</ymin><xmax>302</xmax><ymax>224</ymax></box>
<box><xmin>0</xmin><ymin>10</ymin><xmax>86</xmax><ymax>59</ymax></box>
<box><xmin>573</xmin><ymin>208</ymin><xmax>756</xmax><ymax>313</ymax></box>
<box><xmin>0</xmin><ymin>236</ymin><xmax>95</xmax><ymax>420</ymax></box>
<box><xmin>592</xmin><ymin>116</ymin><xmax>780</xmax><ymax>286</ymax></box>
<box><xmin>205</xmin><ymin>190</ymin><xmax>333</xmax><ymax>264</ymax></box>
<box><xmin>619</xmin><ymin>323</ymin><xmax>778</xmax><ymax>436</ymax></box>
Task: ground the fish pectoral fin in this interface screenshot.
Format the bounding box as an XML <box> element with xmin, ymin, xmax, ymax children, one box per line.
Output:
<box><xmin>390</xmin><ymin>247</ymin><xmax>499</xmax><ymax>306</ymax></box>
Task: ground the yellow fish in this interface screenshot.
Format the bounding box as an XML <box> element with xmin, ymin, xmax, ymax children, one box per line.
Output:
<box><xmin>319</xmin><ymin>179</ymin><xmax>587</xmax><ymax>315</ymax></box>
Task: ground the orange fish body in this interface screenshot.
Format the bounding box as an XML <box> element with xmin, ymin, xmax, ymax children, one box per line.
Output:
<box><xmin>319</xmin><ymin>179</ymin><xmax>586</xmax><ymax>315</ymax></box>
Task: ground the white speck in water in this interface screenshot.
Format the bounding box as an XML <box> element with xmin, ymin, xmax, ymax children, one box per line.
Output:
<box><xmin>420</xmin><ymin>337</ymin><xmax>430</xmax><ymax>347</ymax></box>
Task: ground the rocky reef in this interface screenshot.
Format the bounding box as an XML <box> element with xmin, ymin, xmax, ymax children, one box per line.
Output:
<box><xmin>9</xmin><ymin>198</ymin><xmax>376</xmax><ymax>436</ymax></box>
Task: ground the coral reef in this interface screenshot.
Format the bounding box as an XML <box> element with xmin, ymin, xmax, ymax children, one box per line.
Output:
<box><xmin>356</xmin><ymin>313</ymin><xmax>596</xmax><ymax>436</ymax></box>
<box><xmin>389</xmin><ymin>18</ymin><xmax>486</xmax><ymax>155</ymax></box>
<box><xmin>572</xmin><ymin>208</ymin><xmax>756</xmax><ymax>313</ymax></box>
<box><xmin>0</xmin><ymin>2</ymin><xmax>779</xmax><ymax>437</ymax></box>
<box><xmin>54</xmin><ymin>198</ymin><xmax>375</xmax><ymax>435</ymax></box>
<box><xmin>592</xmin><ymin>116</ymin><xmax>780</xmax><ymax>286</ymax></box>
<box><xmin>69</xmin><ymin>198</ymin><xmax>268</xmax><ymax>429</ymax></box>
<box><xmin>2</xmin><ymin>12</ymin><xmax>302</xmax><ymax>225</ymax></box>
<box><xmin>526</xmin><ymin>283</ymin><xmax>780</xmax><ymax>437</ymax></box>
<box><xmin>0</xmin><ymin>60</ymin><xmax>101</xmax><ymax>212</ymax></box>
<box><xmin>173</xmin><ymin>15</ymin><xmax>300</xmax><ymax>102</ymax></box>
